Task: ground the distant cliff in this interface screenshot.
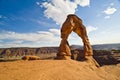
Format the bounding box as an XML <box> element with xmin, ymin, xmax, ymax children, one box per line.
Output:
<box><xmin>0</xmin><ymin>47</ymin><xmax>58</xmax><ymax>57</ymax></box>
<box><xmin>0</xmin><ymin>43</ymin><xmax>120</xmax><ymax>57</ymax></box>
<box><xmin>0</xmin><ymin>43</ymin><xmax>120</xmax><ymax>65</ymax></box>
<box><xmin>71</xmin><ymin>43</ymin><xmax>120</xmax><ymax>50</ymax></box>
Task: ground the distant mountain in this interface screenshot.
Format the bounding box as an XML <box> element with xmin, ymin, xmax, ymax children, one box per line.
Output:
<box><xmin>70</xmin><ymin>45</ymin><xmax>83</xmax><ymax>50</ymax></box>
<box><xmin>71</xmin><ymin>43</ymin><xmax>120</xmax><ymax>50</ymax></box>
<box><xmin>92</xmin><ymin>43</ymin><xmax>120</xmax><ymax>50</ymax></box>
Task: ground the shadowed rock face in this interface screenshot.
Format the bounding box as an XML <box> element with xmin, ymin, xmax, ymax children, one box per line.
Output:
<box><xmin>56</xmin><ymin>14</ymin><xmax>99</xmax><ymax>67</ymax></box>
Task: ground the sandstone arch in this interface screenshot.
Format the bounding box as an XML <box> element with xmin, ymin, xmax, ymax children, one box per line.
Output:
<box><xmin>56</xmin><ymin>14</ymin><xmax>99</xmax><ymax>67</ymax></box>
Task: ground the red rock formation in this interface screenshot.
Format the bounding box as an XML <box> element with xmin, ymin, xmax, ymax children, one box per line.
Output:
<box><xmin>56</xmin><ymin>14</ymin><xmax>99</xmax><ymax>67</ymax></box>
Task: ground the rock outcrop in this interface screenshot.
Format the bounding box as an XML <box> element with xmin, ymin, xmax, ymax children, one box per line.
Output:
<box><xmin>0</xmin><ymin>47</ymin><xmax>58</xmax><ymax>58</ymax></box>
<box><xmin>57</xmin><ymin>14</ymin><xmax>93</xmax><ymax>58</ymax></box>
<box><xmin>56</xmin><ymin>14</ymin><xmax>99</xmax><ymax>67</ymax></box>
<box><xmin>0</xmin><ymin>47</ymin><xmax>120</xmax><ymax>65</ymax></box>
<box><xmin>71</xmin><ymin>49</ymin><xmax>120</xmax><ymax>66</ymax></box>
<box><xmin>22</xmin><ymin>55</ymin><xmax>40</xmax><ymax>60</ymax></box>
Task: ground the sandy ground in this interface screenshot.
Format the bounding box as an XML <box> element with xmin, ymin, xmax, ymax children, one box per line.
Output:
<box><xmin>0</xmin><ymin>60</ymin><xmax>120</xmax><ymax>80</ymax></box>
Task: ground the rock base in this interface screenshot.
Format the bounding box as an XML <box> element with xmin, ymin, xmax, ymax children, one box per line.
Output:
<box><xmin>85</xmin><ymin>56</ymin><xmax>100</xmax><ymax>67</ymax></box>
<box><xmin>55</xmin><ymin>55</ymin><xmax>71</xmax><ymax>60</ymax></box>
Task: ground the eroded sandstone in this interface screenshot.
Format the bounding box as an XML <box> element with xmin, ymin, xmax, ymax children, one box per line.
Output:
<box><xmin>56</xmin><ymin>14</ymin><xmax>99</xmax><ymax>67</ymax></box>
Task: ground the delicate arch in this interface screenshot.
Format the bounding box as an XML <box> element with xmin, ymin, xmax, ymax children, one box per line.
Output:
<box><xmin>57</xmin><ymin>14</ymin><xmax>93</xmax><ymax>57</ymax></box>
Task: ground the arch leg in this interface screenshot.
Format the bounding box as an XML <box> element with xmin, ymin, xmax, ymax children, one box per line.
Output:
<box><xmin>74</xmin><ymin>24</ymin><xmax>100</xmax><ymax>67</ymax></box>
<box><xmin>74</xmin><ymin>24</ymin><xmax>93</xmax><ymax>57</ymax></box>
<box><xmin>57</xmin><ymin>39</ymin><xmax>71</xmax><ymax>56</ymax></box>
<box><xmin>56</xmin><ymin>38</ymin><xmax>71</xmax><ymax>59</ymax></box>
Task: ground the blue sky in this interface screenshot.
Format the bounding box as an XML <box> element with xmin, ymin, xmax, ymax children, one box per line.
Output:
<box><xmin>0</xmin><ymin>0</ymin><xmax>120</xmax><ymax>48</ymax></box>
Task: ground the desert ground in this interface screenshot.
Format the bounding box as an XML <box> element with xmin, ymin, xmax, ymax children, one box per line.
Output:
<box><xmin>0</xmin><ymin>59</ymin><xmax>120</xmax><ymax>80</ymax></box>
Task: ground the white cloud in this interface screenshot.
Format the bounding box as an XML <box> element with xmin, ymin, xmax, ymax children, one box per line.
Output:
<box><xmin>42</xmin><ymin>0</ymin><xmax>77</xmax><ymax>25</ymax></box>
<box><xmin>0</xmin><ymin>26</ymin><xmax>97</xmax><ymax>48</ymax></box>
<box><xmin>75</xmin><ymin>0</ymin><xmax>90</xmax><ymax>7</ymax></box>
<box><xmin>102</xmin><ymin>3</ymin><xmax>117</xmax><ymax>19</ymax></box>
<box><xmin>36</xmin><ymin>2</ymin><xmax>40</xmax><ymax>5</ymax></box>
<box><xmin>0</xmin><ymin>29</ymin><xmax>61</xmax><ymax>47</ymax></box>
<box><xmin>103</xmin><ymin>7</ymin><xmax>117</xmax><ymax>15</ymax></box>
<box><xmin>104</xmin><ymin>16</ymin><xmax>110</xmax><ymax>19</ymax></box>
<box><xmin>5</xmin><ymin>40</ymin><xmax>24</xmax><ymax>44</ymax></box>
<box><xmin>13</xmin><ymin>30</ymin><xmax>58</xmax><ymax>41</ymax></box>
<box><xmin>42</xmin><ymin>0</ymin><xmax>90</xmax><ymax>25</ymax></box>
<box><xmin>35</xmin><ymin>19</ymin><xmax>53</xmax><ymax>26</ymax></box>
<box><xmin>0</xmin><ymin>42</ymin><xmax>35</xmax><ymax>48</ymax></box>
<box><xmin>86</xmin><ymin>26</ymin><xmax>97</xmax><ymax>33</ymax></box>
<box><xmin>49</xmin><ymin>29</ymin><xmax>60</xmax><ymax>35</ymax></box>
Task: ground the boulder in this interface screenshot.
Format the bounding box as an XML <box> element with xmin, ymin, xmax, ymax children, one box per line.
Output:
<box><xmin>22</xmin><ymin>55</ymin><xmax>40</xmax><ymax>60</ymax></box>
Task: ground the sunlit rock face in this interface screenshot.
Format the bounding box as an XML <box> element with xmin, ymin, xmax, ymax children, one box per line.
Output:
<box><xmin>56</xmin><ymin>14</ymin><xmax>99</xmax><ymax>67</ymax></box>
